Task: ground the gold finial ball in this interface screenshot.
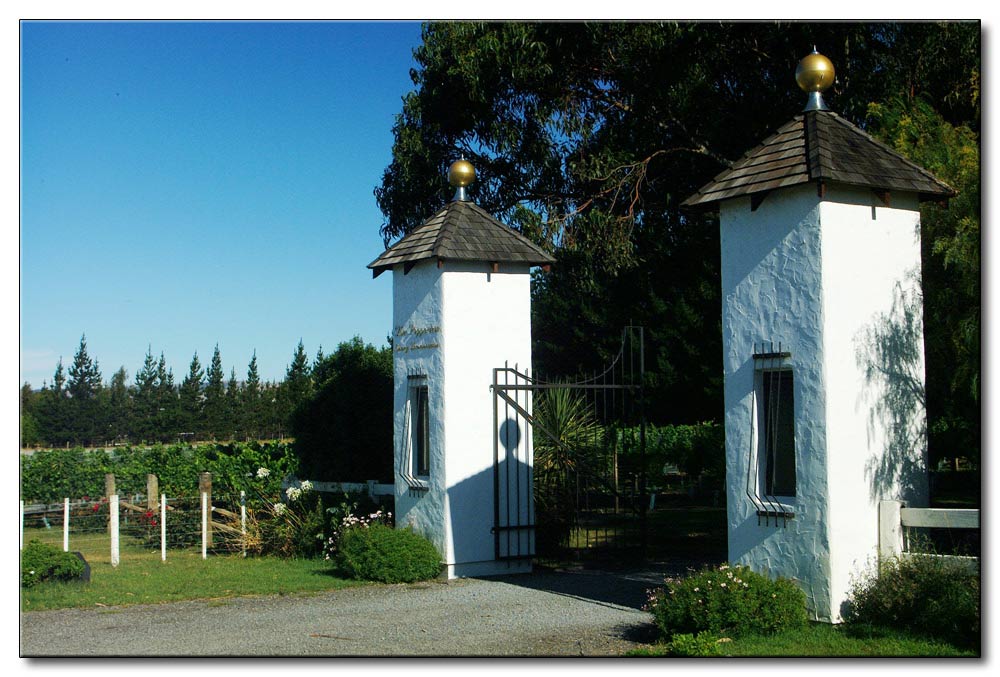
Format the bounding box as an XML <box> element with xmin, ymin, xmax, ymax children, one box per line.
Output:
<box><xmin>795</xmin><ymin>51</ymin><xmax>835</xmax><ymax>93</ymax></box>
<box><xmin>448</xmin><ymin>159</ymin><xmax>476</xmax><ymax>188</ymax></box>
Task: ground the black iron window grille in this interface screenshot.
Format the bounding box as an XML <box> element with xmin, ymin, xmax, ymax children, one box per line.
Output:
<box><xmin>413</xmin><ymin>384</ymin><xmax>430</xmax><ymax>477</ymax></box>
<box><xmin>748</xmin><ymin>342</ymin><xmax>796</xmax><ymax>527</ymax></box>
<box><xmin>397</xmin><ymin>375</ymin><xmax>430</xmax><ymax>492</ymax></box>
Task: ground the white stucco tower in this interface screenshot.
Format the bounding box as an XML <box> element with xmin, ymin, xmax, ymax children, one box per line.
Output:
<box><xmin>682</xmin><ymin>51</ymin><xmax>955</xmax><ymax>621</ymax></box>
<box><xmin>368</xmin><ymin>160</ymin><xmax>555</xmax><ymax>578</ymax></box>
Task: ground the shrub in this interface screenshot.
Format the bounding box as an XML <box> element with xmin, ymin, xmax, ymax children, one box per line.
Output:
<box><xmin>661</xmin><ymin>632</ymin><xmax>723</xmax><ymax>657</ymax></box>
<box><xmin>843</xmin><ymin>554</ymin><xmax>980</xmax><ymax>649</ymax></box>
<box><xmin>647</xmin><ymin>563</ymin><xmax>807</xmax><ymax>639</ymax></box>
<box><xmin>21</xmin><ymin>540</ymin><xmax>86</xmax><ymax>588</ymax></box>
<box><xmin>336</xmin><ymin>524</ymin><xmax>442</xmax><ymax>584</ymax></box>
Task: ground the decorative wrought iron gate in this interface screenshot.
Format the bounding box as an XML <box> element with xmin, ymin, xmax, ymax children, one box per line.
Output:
<box><xmin>491</xmin><ymin>326</ymin><xmax>647</xmax><ymax>561</ymax></box>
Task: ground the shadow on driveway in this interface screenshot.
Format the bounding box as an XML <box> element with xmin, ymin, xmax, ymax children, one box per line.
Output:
<box><xmin>481</xmin><ymin>559</ymin><xmax>717</xmax><ymax>646</ymax></box>
<box><xmin>490</xmin><ymin>558</ymin><xmax>716</xmax><ymax>609</ymax></box>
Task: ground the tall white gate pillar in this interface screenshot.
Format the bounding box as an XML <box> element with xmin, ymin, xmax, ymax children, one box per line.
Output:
<box><xmin>369</xmin><ymin>160</ymin><xmax>554</xmax><ymax>578</ymax></box>
<box><xmin>682</xmin><ymin>51</ymin><xmax>955</xmax><ymax>621</ymax></box>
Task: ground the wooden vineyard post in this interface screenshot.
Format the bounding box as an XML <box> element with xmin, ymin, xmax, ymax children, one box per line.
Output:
<box><xmin>105</xmin><ymin>474</ymin><xmax>116</xmax><ymax>534</ymax></box>
<box><xmin>146</xmin><ymin>474</ymin><xmax>159</xmax><ymax>511</ymax></box>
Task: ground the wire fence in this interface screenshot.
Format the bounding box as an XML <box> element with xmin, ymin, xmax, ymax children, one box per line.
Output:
<box><xmin>20</xmin><ymin>491</ymin><xmax>250</xmax><ymax>565</ymax></box>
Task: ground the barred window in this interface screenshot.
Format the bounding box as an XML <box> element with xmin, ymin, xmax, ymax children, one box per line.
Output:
<box><xmin>761</xmin><ymin>369</ymin><xmax>796</xmax><ymax>497</ymax></box>
<box><xmin>412</xmin><ymin>384</ymin><xmax>430</xmax><ymax>477</ymax></box>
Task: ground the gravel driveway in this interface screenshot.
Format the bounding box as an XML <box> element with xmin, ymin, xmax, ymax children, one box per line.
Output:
<box><xmin>20</xmin><ymin>563</ymin><xmax>694</xmax><ymax>657</ymax></box>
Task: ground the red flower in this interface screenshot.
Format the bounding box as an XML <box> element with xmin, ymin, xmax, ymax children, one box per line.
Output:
<box><xmin>92</xmin><ymin>504</ymin><xmax>100</xmax><ymax>511</ymax></box>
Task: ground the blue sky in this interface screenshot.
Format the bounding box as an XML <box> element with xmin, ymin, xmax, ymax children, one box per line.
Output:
<box><xmin>20</xmin><ymin>20</ymin><xmax>425</xmax><ymax>388</ymax></box>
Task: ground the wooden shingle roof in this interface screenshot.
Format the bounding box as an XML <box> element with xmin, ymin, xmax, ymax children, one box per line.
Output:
<box><xmin>368</xmin><ymin>199</ymin><xmax>555</xmax><ymax>277</ymax></box>
<box><xmin>681</xmin><ymin>110</ymin><xmax>955</xmax><ymax>209</ymax></box>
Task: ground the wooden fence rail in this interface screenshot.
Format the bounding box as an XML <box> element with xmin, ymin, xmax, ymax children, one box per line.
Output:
<box><xmin>879</xmin><ymin>500</ymin><xmax>980</xmax><ymax>571</ymax></box>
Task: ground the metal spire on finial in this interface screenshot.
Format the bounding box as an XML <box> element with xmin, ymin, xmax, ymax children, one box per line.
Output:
<box><xmin>448</xmin><ymin>157</ymin><xmax>476</xmax><ymax>202</ymax></box>
<box><xmin>795</xmin><ymin>47</ymin><xmax>835</xmax><ymax>112</ymax></box>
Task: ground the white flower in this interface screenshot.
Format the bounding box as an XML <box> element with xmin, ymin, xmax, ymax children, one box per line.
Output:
<box><xmin>694</xmin><ymin>587</ymin><xmax>699</xmax><ymax>592</ymax></box>
<box><xmin>256</xmin><ymin>467</ymin><xmax>270</xmax><ymax>479</ymax></box>
<box><xmin>299</xmin><ymin>480</ymin><xmax>313</xmax><ymax>492</ymax></box>
<box><xmin>286</xmin><ymin>487</ymin><xmax>302</xmax><ymax>502</ymax></box>
<box><xmin>721</xmin><ymin>582</ymin><xmax>727</xmax><ymax>587</ymax></box>
<box><xmin>273</xmin><ymin>502</ymin><xmax>286</xmax><ymax>516</ymax></box>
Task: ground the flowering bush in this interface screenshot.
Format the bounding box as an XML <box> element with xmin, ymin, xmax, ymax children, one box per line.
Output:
<box><xmin>646</xmin><ymin>564</ymin><xmax>807</xmax><ymax>639</ymax></box>
<box><xmin>322</xmin><ymin>507</ymin><xmax>393</xmax><ymax>561</ymax></box>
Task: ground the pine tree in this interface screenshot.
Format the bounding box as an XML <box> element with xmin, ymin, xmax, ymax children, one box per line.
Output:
<box><xmin>243</xmin><ymin>351</ymin><xmax>262</xmax><ymax>439</ymax></box>
<box><xmin>161</xmin><ymin>354</ymin><xmax>180</xmax><ymax>442</ymax></box>
<box><xmin>134</xmin><ymin>347</ymin><xmax>159</xmax><ymax>442</ymax></box>
<box><xmin>67</xmin><ymin>334</ymin><xmax>102</xmax><ymax>401</ymax></box>
<box><xmin>179</xmin><ymin>352</ymin><xmax>205</xmax><ymax>439</ymax></box>
<box><xmin>107</xmin><ymin>366</ymin><xmax>131</xmax><ymax>443</ymax></box>
<box><xmin>53</xmin><ymin>358</ymin><xmax>66</xmax><ymax>395</ymax></box>
<box><xmin>34</xmin><ymin>358</ymin><xmax>70</xmax><ymax>445</ymax></box>
<box><xmin>20</xmin><ymin>382</ymin><xmax>40</xmax><ymax>448</ymax></box>
<box><xmin>262</xmin><ymin>381</ymin><xmax>282</xmax><ymax>439</ymax></box>
<box><xmin>226</xmin><ymin>367</ymin><xmax>241</xmax><ymax>441</ymax></box>
<box><xmin>67</xmin><ymin>335</ymin><xmax>103</xmax><ymax>444</ymax></box>
<box><xmin>204</xmin><ymin>344</ymin><xmax>226</xmax><ymax>440</ymax></box>
<box><xmin>281</xmin><ymin>339</ymin><xmax>313</xmax><ymax>430</ymax></box>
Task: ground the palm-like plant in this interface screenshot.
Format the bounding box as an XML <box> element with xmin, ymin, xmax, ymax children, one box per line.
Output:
<box><xmin>532</xmin><ymin>387</ymin><xmax>603</xmax><ymax>550</ymax></box>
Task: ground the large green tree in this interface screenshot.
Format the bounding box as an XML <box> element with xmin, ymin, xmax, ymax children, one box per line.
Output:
<box><xmin>867</xmin><ymin>96</ymin><xmax>981</xmax><ymax>465</ymax></box>
<box><xmin>376</xmin><ymin>21</ymin><xmax>980</xmax><ymax>460</ymax></box>
<box><xmin>292</xmin><ymin>337</ymin><xmax>393</xmax><ymax>482</ymax></box>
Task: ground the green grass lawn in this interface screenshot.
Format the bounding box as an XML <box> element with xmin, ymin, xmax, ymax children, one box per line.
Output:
<box><xmin>20</xmin><ymin>527</ymin><xmax>365</xmax><ymax>612</ymax></box>
<box><xmin>628</xmin><ymin>623</ymin><xmax>978</xmax><ymax>657</ymax></box>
